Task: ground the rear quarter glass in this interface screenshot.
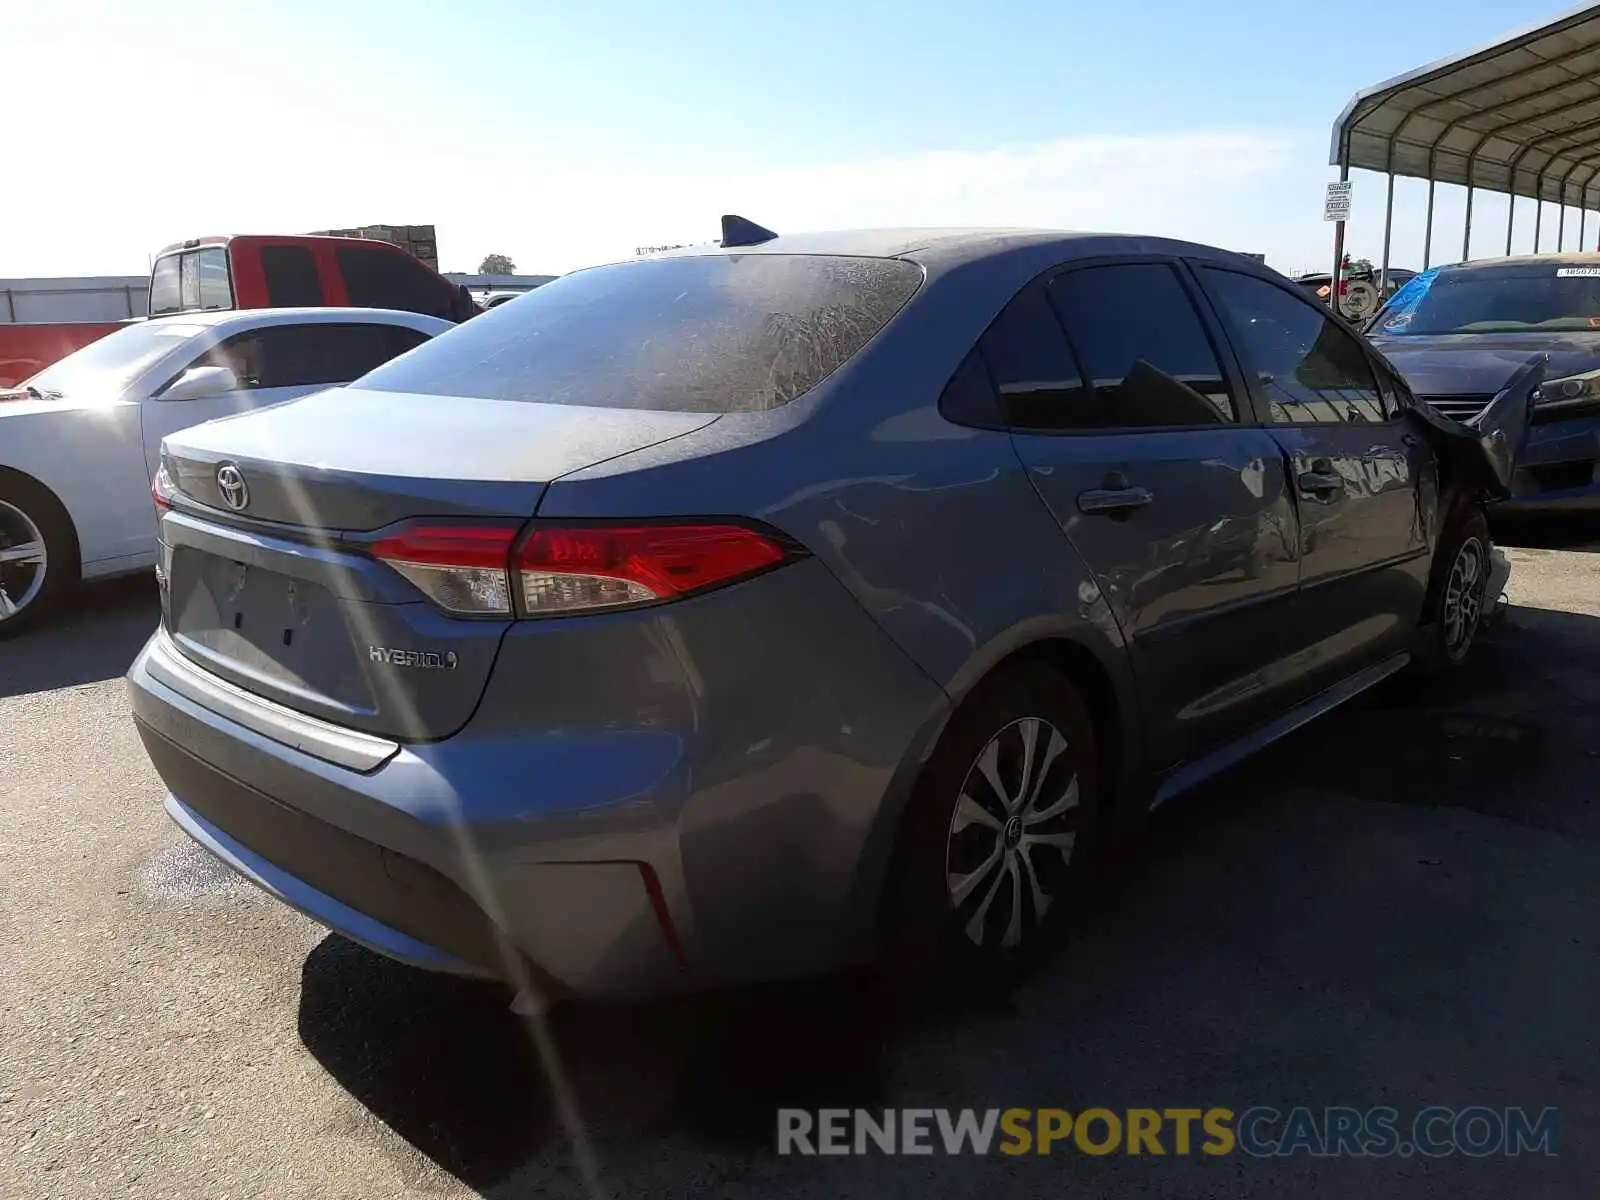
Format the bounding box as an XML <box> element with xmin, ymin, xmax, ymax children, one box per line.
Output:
<box><xmin>349</xmin><ymin>254</ymin><xmax>924</xmax><ymax>412</ymax></box>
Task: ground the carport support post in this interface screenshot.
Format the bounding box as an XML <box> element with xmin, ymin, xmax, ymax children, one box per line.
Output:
<box><xmin>1423</xmin><ymin>179</ymin><xmax>1436</xmax><ymax>269</ymax></box>
<box><xmin>1535</xmin><ymin>195</ymin><xmax>1544</xmax><ymax>252</ymax></box>
<box><xmin>1379</xmin><ymin>171</ymin><xmax>1395</xmax><ymax>292</ymax></box>
<box><xmin>1329</xmin><ymin>161</ymin><xmax>1349</xmax><ymax>311</ymax></box>
<box><xmin>1461</xmin><ymin>185</ymin><xmax>1475</xmax><ymax>261</ymax></box>
<box><xmin>1581</xmin><ymin>201</ymin><xmax>1588</xmax><ymax>253</ymax></box>
<box><xmin>1506</xmin><ymin>191</ymin><xmax>1517</xmax><ymax>256</ymax></box>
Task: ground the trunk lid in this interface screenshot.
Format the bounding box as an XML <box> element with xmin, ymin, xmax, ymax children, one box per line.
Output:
<box><xmin>158</xmin><ymin>388</ymin><xmax>718</xmax><ymax>741</ymax></box>
<box><xmin>162</xmin><ymin>386</ymin><xmax>716</xmax><ymax>527</ymax></box>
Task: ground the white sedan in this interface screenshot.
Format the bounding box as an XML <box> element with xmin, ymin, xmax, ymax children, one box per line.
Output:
<box><xmin>0</xmin><ymin>307</ymin><xmax>451</xmax><ymax>634</ymax></box>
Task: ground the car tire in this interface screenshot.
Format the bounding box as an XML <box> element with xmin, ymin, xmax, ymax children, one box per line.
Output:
<box><xmin>878</xmin><ymin>661</ymin><xmax>1102</xmax><ymax>1002</ymax></box>
<box><xmin>1416</xmin><ymin>504</ymin><xmax>1492</xmax><ymax>671</ymax></box>
<box><xmin>0</xmin><ymin>474</ymin><xmax>77</xmax><ymax>638</ymax></box>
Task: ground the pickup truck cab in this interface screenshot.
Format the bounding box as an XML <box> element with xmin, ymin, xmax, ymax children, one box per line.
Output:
<box><xmin>148</xmin><ymin>234</ymin><xmax>477</xmax><ymax>323</ymax></box>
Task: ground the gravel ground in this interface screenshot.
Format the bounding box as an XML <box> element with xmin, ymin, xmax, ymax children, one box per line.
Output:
<box><xmin>1</xmin><ymin>538</ymin><xmax>1597</xmax><ymax>1199</ymax></box>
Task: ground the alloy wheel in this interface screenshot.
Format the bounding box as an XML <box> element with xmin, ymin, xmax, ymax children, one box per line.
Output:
<box><xmin>1441</xmin><ymin>536</ymin><xmax>1486</xmax><ymax>660</ymax></box>
<box><xmin>944</xmin><ymin>716</ymin><xmax>1080</xmax><ymax>952</ymax></box>
<box><xmin>0</xmin><ymin>499</ymin><xmax>47</xmax><ymax>624</ymax></box>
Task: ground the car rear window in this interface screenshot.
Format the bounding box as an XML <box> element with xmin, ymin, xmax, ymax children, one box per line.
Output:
<box><xmin>352</xmin><ymin>253</ymin><xmax>923</xmax><ymax>411</ymax></box>
<box><xmin>1374</xmin><ymin>263</ymin><xmax>1600</xmax><ymax>335</ymax></box>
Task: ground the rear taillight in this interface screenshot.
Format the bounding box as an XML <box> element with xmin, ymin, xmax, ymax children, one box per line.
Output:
<box><xmin>370</xmin><ymin>520</ymin><xmax>798</xmax><ymax>617</ymax></box>
<box><xmin>371</xmin><ymin>525</ymin><xmax>520</xmax><ymax>615</ymax></box>
<box><xmin>151</xmin><ymin>461</ymin><xmax>174</xmax><ymax>511</ymax></box>
<box><xmin>516</xmin><ymin>524</ymin><xmax>792</xmax><ymax>615</ymax></box>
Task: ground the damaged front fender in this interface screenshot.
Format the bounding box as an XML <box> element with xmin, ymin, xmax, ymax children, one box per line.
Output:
<box><xmin>1405</xmin><ymin>356</ymin><xmax>1546</xmax><ymax>500</ymax></box>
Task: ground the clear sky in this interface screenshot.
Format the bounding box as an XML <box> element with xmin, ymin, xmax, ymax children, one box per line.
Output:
<box><xmin>0</xmin><ymin>0</ymin><xmax>1577</xmax><ymax>279</ymax></box>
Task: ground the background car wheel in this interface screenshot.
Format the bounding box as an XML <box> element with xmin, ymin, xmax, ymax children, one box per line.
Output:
<box><xmin>1417</xmin><ymin>506</ymin><xmax>1492</xmax><ymax>670</ymax></box>
<box><xmin>879</xmin><ymin>661</ymin><xmax>1101</xmax><ymax>1001</ymax></box>
<box><xmin>0</xmin><ymin>475</ymin><xmax>77</xmax><ymax>638</ymax></box>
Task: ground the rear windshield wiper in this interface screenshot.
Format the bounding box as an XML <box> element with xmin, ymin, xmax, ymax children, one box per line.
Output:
<box><xmin>22</xmin><ymin>385</ymin><xmax>63</xmax><ymax>401</ymax></box>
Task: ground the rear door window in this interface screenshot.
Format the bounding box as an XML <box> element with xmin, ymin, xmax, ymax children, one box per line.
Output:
<box><xmin>974</xmin><ymin>284</ymin><xmax>1089</xmax><ymax>429</ymax></box>
<box><xmin>1047</xmin><ymin>263</ymin><xmax>1238</xmax><ymax>427</ymax></box>
<box><xmin>336</xmin><ymin>245</ymin><xmax>452</xmax><ymax>315</ymax></box>
<box><xmin>354</xmin><ymin>254</ymin><xmax>924</xmax><ymax>411</ymax></box>
<box><xmin>260</xmin><ymin>245</ymin><xmax>324</xmax><ymax>307</ymax></box>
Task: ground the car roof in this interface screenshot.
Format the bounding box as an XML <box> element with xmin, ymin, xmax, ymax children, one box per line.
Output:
<box><xmin>637</xmin><ymin>226</ymin><xmax>1269</xmax><ymax>273</ymax></box>
<box><xmin>1435</xmin><ymin>252</ymin><xmax>1600</xmax><ymax>273</ymax></box>
<box><xmin>142</xmin><ymin>307</ymin><xmax>450</xmax><ymax>333</ymax></box>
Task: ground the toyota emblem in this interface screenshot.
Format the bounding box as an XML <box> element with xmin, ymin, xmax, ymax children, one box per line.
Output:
<box><xmin>215</xmin><ymin>462</ymin><xmax>249</xmax><ymax>511</ymax></box>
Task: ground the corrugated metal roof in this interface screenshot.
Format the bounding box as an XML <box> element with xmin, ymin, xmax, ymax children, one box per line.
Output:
<box><xmin>1333</xmin><ymin>3</ymin><xmax>1600</xmax><ymax>204</ymax></box>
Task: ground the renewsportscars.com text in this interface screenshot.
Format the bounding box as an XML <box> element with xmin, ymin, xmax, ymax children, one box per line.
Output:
<box><xmin>777</xmin><ymin>1106</ymin><xmax>1559</xmax><ymax>1158</ymax></box>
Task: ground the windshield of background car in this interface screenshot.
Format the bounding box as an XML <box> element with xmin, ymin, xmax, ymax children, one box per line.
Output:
<box><xmin>1372</xmin><ymin>263</ymin><xmax>1600</xmax><ymax>335</ymax></box>
<box><xmin>352</xmin><ymin>253</ymin><xmax>924</xmax><ymax>411</ymax></box>
<box><xmin>25</xmin><ymin>321</ymin><xmax>202</xmax><ymax>393</ymax></box>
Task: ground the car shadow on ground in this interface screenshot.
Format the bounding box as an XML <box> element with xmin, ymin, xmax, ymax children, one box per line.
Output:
<box><xmin>296</xmin><ymin>939</ymin><xmax>892</xmax><ymax>1190</ymax></box>
<box><xmin>0</xmin><ymin>575</ymin><xmax>158</xmax><ymax>698</ymax></box>
<box><xmin>294</xmin><ymin>601</ymin><xmax>1600</xmax><ymax>1194</ymax></box>
<box><xmin>1492</xmin><ymin>513</ymin><xmax>1600</xmax><ymax>551</ymax></box>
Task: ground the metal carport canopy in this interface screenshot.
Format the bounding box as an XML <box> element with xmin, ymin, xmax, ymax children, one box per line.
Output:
<box><xmin>1333</xmin><ymin>3</ymin><xmax>1600</xmax><ymax>268</ymax></box>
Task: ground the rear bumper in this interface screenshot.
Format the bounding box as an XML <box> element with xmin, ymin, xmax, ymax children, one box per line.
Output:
<box><xmin>163</xmin><ymin>788</ymin><xmax>494</xmax><ymax>979</ymax></box>
<box><xmin>127</xmin><ymin>559</ymin><xmax>947</xmax><ymax>998</ymax></box>
<box><xmin>131</xmin><ymin>670</ymin><xmax>683</xmax><ymax>998</ymax></box>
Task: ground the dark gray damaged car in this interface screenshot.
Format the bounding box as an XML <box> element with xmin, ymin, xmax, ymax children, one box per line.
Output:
<box><xmin>127</xmin><ymin>227</ymin><xmax>1536</xmax><ymax>1002</ymax></box>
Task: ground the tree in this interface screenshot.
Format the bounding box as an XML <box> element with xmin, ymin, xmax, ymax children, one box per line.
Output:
<box><xmin>478</xmin><ymin>253</ymin><xmax>516</xmax><ymax>275</ymax></box>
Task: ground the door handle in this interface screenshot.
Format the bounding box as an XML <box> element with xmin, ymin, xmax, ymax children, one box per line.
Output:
<box><xmin>1077</xmin><ymin>486</ymin><xmax>1154</xmax><ymax>516</ymax></box>
<box><xmin>1296</xmin><ymin>469</ymin><xmax>1343</xmax><ymax>497</ymax></box>
<box><xmin>1400</xmin><ymin>432</ymin><xmax>1421</xmax><ymax>448</ymax></box>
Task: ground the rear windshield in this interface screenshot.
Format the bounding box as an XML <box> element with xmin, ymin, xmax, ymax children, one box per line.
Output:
<box><xmin>352</xmin><ymin>253</ymin><xmax>923</xmax><ymax>411</ymax></box>
<box><xmin>1373</xmin><ymin>263</ymin><xmax>1600</xmax><ymax>335</ymax></box>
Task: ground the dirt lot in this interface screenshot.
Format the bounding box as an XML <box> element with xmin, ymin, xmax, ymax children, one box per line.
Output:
<box><xmin>2</xmin><ymin>537</ymin><xmax>1597</xmax><ymax>1199</ymax></box>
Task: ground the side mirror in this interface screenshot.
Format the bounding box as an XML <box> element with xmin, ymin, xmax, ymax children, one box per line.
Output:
<box><xmin>158</xmin><ymin>365</ymin><xmax>238</xmax><ymax>403</ymax></box>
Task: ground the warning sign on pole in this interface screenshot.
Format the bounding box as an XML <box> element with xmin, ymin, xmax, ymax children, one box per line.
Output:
<box><xmin>1324</xmin><ymin>181</ymin><xmax>1353</xmax><ymax>222</ymax></box>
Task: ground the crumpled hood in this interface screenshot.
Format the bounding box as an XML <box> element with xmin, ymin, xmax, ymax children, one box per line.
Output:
<box><xmin>1372</xmin><ymin>332</ymin><xmax>1600</xmax><ymax>394</ymax></box>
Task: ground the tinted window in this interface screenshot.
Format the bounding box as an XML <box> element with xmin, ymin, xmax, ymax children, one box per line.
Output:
<box><xmin>1202</xmin><ymin>269</ymin><xmax>1385</xmax><ymax>425</ymax></box>
<box><xmin>203</xmin><ymin>323</ymin><xmax>427</xmax><ymax>390</ymax></box>
<box><xmin>1048</xmin><ymin>264</ymin><xmax>1236</xmax><ymax>427</ymax></box>
<box><xmin>261</xmin><ymin>245</ymin><xmax>323</xmax><ymax>307</ymax></box>
<box><xmin>1375</xmin><ymin>263</ymin><xmax>1600</xmax><ymax>335</ymax></box>
<box><xmin>379</xmin><ymin>325</ymin><xmax>430</xmax><ymax>359</ymax></box>
<box><xmin>178</xmin><ymin>252</ymin><xmax>201</xmax><ymax>312</ymax></box>
<box><xmin>196</xmin><ymin>247</ymin><xmax>233</xmax><ymax>311</ymax></box>
<box><xmin>355</xmin><ymin>254</ymin><xmax>923</xmax><ymax>411</ymax></box>
<box><xmin>977</xmin><ymin>284</ymin><xmax>1088</xmax><ymax>429</ymax></box>
<box><xmin>149</xmin><ymin>256</ymin><xmax>182</xmax><ymax>316</ymax></box>
<box><xmin>337</xmin><ymin>245</ymin><xmax>452</xmax><ymax>316</ymax></box>
<box><xmin>938</xmin><ymin>348</ymin><xmax>1002</xmax><ymax>427</ymax></box>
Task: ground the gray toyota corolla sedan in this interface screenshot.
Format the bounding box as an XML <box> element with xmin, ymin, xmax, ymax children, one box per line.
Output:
<box><xmin>127</xmin><ymin>222</ymin><xmax>1531</xmax><ymax>1004</ymax></box>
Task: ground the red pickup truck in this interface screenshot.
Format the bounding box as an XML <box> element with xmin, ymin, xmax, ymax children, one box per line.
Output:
<box><xmin>0</xmin><ymin>234</ymin><xmax>475</xmax><ymax>388</ymax></box>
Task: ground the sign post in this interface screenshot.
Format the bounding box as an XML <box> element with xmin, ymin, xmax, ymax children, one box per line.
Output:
<box><xmin>1325</xmin><ymin>176</ymin><xmax>1353</xmax><ymax>312</ymax></box>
